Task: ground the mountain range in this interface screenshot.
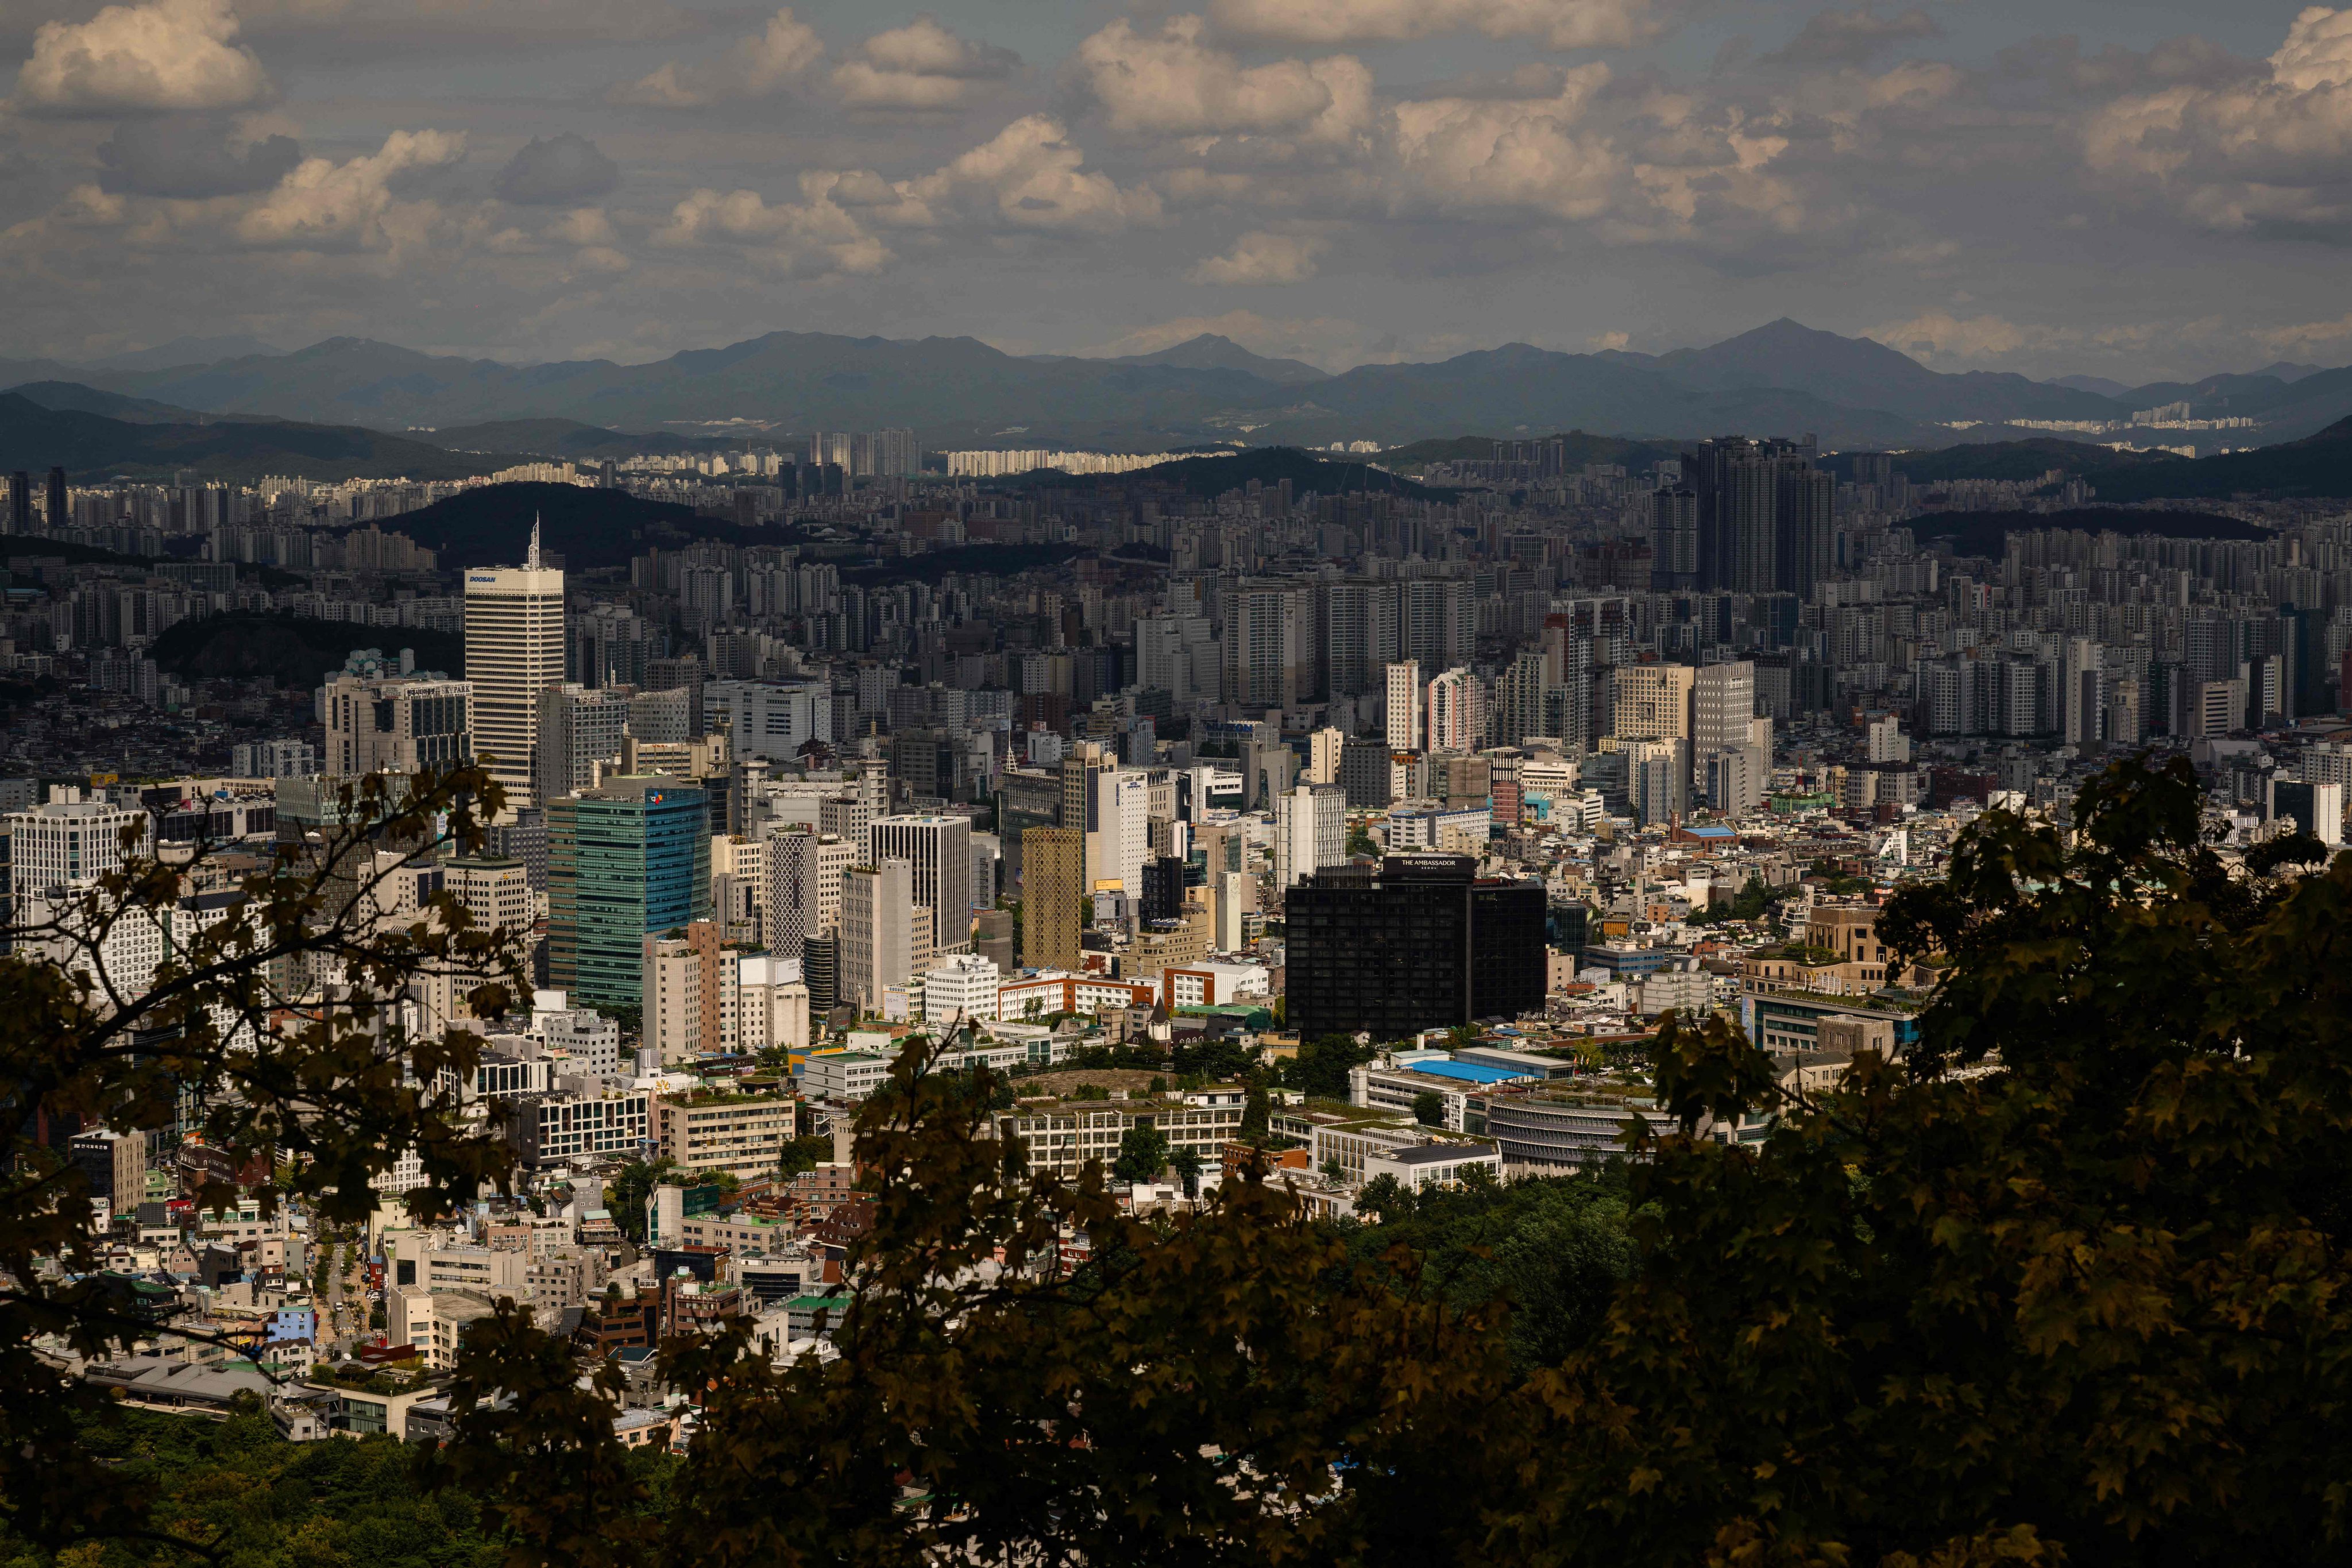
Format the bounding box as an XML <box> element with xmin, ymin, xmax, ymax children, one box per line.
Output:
<box><xmin>6</xmin><ymin>319</ymin><xmax>2350</xmax><ymax>456</ymax></box>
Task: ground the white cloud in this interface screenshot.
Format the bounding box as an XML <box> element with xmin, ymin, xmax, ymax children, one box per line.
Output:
<box><xmin>654</xmin><ymin>114</ymin><xmax>1151</xmax><ymax>276</ymax></box>
<box><xmin>891</xmin><ymin>114</ymin><xmax>1159</xmax><ymax>233</ymax></box>
<box><xmin>832</xmin><ymin>18</ymin><xmax>1016</xmax><ymax>110</ymax></box>
<box><xmin>13</xmin><ymin>0</ymin><xmax>273</xmax><ymax>116</ymax></box>
<box><xmin>1073</xmin><ymin>16</ymin><xmax>1372</xmax><ymax>143</ymax></box>
<box><xmin>235</xmin><ymin>128</ymin><xmax>465</xmax><ymax>252</ymax></box>
<box><xmin>611</xmin><ymin>7</ymin><xmax>822</xmax><ymax>108</ymax></box>
<box><xmin>1871</xmin><ymin>310</ymin><xmax>2033</xmax><ymax>361</ymax></box>
<box><xmin>2270</xmin><ymin>5</ymin><xmax>2352</xmax><ymax>91</ymax></box>
<box><xmin>1189</xmin><ymin>229</ymin><xmax>1326</xmax><ymax>283</ymax></box>
<box><xmin>233</xmin><ymin>0</ymin><xmax>701</xmax><ymax>43</ymax></box>
<box><xmin>2084</xmin><ymin>7</ymin><xmax>2352</xmax><ymax>231</ymax></box>
<box><xmin>654</xmin><ymin>177</ymin><xmax>892</xmax><ymax>276</ymax></box>
<box><xmin>2259</xmin><ymin>309</ymin><xmax>2352</xmax><ymax>352</ymax></box>
<box><xmin>1384</xmin><ymin>65</ymin><xmax>1621</xmax><ymax>221</ymax></box>
<box><xmin>1207</xmin><ymin>0</ymin><xmax>1666</xmax><ymax>51</ymax></box>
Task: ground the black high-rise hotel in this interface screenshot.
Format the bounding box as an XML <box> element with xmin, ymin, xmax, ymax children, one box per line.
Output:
<box><xmin>1284</xmin><ymin>855</ymin><xmax>1546</xmax><ymax>1042</ymax></box>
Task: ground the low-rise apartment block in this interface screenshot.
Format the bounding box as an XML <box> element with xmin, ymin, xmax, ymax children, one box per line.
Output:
<box><xmin>653</xmin><ymin>1088</ymin><xmax>801</xmax><ymax>1182</ymax></box>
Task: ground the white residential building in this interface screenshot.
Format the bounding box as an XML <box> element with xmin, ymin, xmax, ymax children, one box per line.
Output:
<box><xmin>1271</xmin><ymin>782</ymin><xmax>1346</xmax><ymax>890</ymax></box>
<box><xmin>733</xmin><ymin>951</ymin><xmax>811</xmax><ymax>1052</ymax></box>
<box><xmin>1384</xmin><ymin>660</ymin><xmax>1422</xmax><ymax>750</ymax></box>
<box><xmin>921</xmin><ymin>953</ymin><xmax>1001</xmax><ymax>1024</ymax></box>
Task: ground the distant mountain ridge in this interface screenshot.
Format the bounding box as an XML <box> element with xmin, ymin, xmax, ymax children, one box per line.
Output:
<box><xmin>2</xmin><ymin>319</ymin><xmax>2345</xmax><ymax>457</ymax></box>
<box><xmin>0</xmin><ymin>391</ymin><xmax>530</xmax><ymax>481</ymax></box>
<box><xmin>1098</xmin><ymin>333</ymin><xmax>1327</xmax><ymax>385</ymax></box>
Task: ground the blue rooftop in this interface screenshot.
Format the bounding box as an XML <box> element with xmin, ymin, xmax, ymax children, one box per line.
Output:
<box><xmin>1409</xmin><ymin>1059</ymin><xmax>1528</xmax><ymax>1085</ymax></box>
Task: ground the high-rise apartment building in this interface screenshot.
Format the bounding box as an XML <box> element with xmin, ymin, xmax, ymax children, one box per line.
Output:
<box><xmin>1688</xmin><ymin>437</ymin><xmax>1827</xmax><ymax>597</ymax></box>
<box><xmin>2060</xmin><ymin>637</ymin><xmax>2104</xmax><ymax>747</ymax></box>
<box><xmin>1385</xmin><ymin>660</ymin><xmax>1423</xmax><ymax>750</ymax></box>
<box><xmin>1401</xmin><ymin>578</ymin><xmax>1474</xmax><ymax>671</ymax></box>
<box><xmin>868</xmin><ymin>814</ymin><xmax>972</xmax><ymax>957</ymax></box>
<box><xmin>643</xmin><ymin>920</ymin><xmax>723</xmax><ymax>1064</ymax></box>
<box><xmin>1136</xmin><ymin>615</ymin><xmax>1212</xmax><ymax>700</ymax></box>
<box><xmin>1019</xmin><ymin>827</ymin><xmax>1084</xmax><ymax>971</ymax></box>
<box><xmin>534</xmin><ymin>683</ymin><xmax>628</xmax><ymax>805</ymax></box>
<box><xmin>1424</xmin><ymin>667</ymin><xmax>1486</xmax><ymax>754</ymax></box>
<box><xmin>1775</xmin><ymin>460</ymin><xmax>1834</xmax><ymax>600</ymax></box>
<box><xmin>1322</xmin><ymin>580</ymin><xmax>1401</xmax><ymax>698</ymax></box>
<box><xmin>710</xmin><ymin>833</ymin><xmax>769</xmax><ymax>945</ymax></box>
<box><xmin>1272</xmin><ymin>783</ymin><xmax>1346</xmax><ymax>890</ymax></box>
<box><xmin>1651</xmin><ymin>486</ymin><xmax>1698</xmax><ymax>590</ymax></box>
<box><xmin>465</xmin><ymin>521</ymin><xmax>566</xmax><ymax>813</ymax></box>
<box><xmin>321</xmin><ymin>670</ymin><xmax>472</xmax><ymax>779</ymax></box>
<box><xmin>1304</xmin><ymin>726</ymin><xmax>1345</xmax><ymax>786</ymax></box>
<box><xmin>1284</xmin><ymin>855</ymin><xmax>1545</xmax><ymax>1041</ymax></box>
<box><xmin>1225</xmin><ymin>580</ymin><xmax>1305</xmax><ymax>708</ymax></box>
<box><xmin>546</xmin><ymin>775</ymin><xmax>709</xmax><ymax>1008</ymax></box>
<box><xmin>1490</xmin><ymin>651</ymin><xmax>1548</xmax><ymax>750</ymax></box>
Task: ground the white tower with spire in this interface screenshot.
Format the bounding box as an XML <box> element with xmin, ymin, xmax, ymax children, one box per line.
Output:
<box><xmin>464</xmin><ymin>515</ymin><xmax>566</xmax><ymax>815</ymax></box>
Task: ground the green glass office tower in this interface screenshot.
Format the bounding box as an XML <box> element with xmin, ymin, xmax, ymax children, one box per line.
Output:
<box><xmin>548</xmin><ymin>775</ymin><xmax>709</xmax><ymax>1009</ymax></box>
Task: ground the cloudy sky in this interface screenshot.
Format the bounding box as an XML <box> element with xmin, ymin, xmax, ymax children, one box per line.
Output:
<box><xmin>1</xmin><ymin>0</ymin><xmax>2347</xmax><ymax>381</ymax></box>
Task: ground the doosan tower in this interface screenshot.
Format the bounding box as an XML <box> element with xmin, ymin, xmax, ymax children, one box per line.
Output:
<box><xmin>465</xmin><ymin>516</ymin><xmax>566</xmax><ymax>815</ymax></box>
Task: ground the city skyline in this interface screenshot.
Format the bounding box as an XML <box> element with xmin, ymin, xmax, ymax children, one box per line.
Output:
<box><xmin>1</xmin><ymin>1</ymin><xmax>2347</xmax><ymax>381</ymax></box>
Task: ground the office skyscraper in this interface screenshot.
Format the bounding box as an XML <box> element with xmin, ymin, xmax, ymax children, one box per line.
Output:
<box><xmin>546</xmin><ymin>775</ymin><xmax>709</xmax><ymax>1008</ymax></box>
<box><xmin>534</xmin><ymin>683</ymin><xmax>628</xmax><ymax>805</ymax></box>
<box><xmin>1285</xmin><ymin>855</ymin><xmax>1546</xmax><ymax>1041</ymax></box>
<box><xmin>1020</xmin><ymin>827</ymin><xmax>1084</xmax><ymax>971</ymax></box>
<box><xmin>6</xmin><ymin>472</ymin><xmax>28</xmax><ymax>535</ymax></box>
<box><xmin>1610</xmin><ymin>663</ymin><xmax>1696</xmax><ymax>743</ymax></box>
<box><xmin>465</xmin><ymin>517</ymin><xmax>566</xmax><ymax>814</ymax></box>
<box><xmin>1691</xmin><ymin>662</ymin><xmax>1756</xmax><ymax>750</ymax></box>
<box><xmin>764</xmin><ymin>828</ymin><xmax>853</xmax><ymax>961</ymax></box>
<box><xmin>45</xmin><ymin>468</ymin><xmax>66</xmax><ymax>533</ymax></box>
<box><xmin>320</xmin><ymin>670</ymin><xmax>472</xmax><ymax>779</ymax></box>
<box><xmin>840</xmin><ymin>860</ymin><xmax>917</xmax><ymax>1012</ymax></box>
<box><xmin>868</xmin><ymin>814</ymin><xmax>972</xmax><ymax>957</ymax></box>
